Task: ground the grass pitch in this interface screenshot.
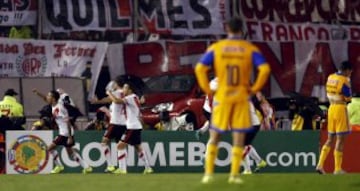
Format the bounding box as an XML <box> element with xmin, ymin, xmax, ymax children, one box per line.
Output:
<box><xmin>1</xmin><ymin>173</ymin><xmax>360</xmax><ymax>191</ymax></box>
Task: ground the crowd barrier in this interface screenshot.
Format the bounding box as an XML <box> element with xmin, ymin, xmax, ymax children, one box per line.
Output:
<box><xmin>0</xmin><ymin>77</ymin><xmax>88</xmax><ymax>118</ymax></box>
<box><xmin>320</xmin><ymin>130</ymin><xmax>360</xmax><ymax>173</ymax></box>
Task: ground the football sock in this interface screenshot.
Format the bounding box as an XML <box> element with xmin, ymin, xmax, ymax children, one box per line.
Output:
<box><xmin>199</xmin><ymin>121</ymin><xmax>210</xmax><ymax>134</ymax></box>
<box><xmin>317</xmin><ymin>145</ymin><xmax>330</xmax><ymax>168</ymax></box>
<box><xmin>334</xmin><ymin>150</ymin><xmax>343</xmax><ymax>172</ymax></box>
<box><xmin>72</xmin><ymin>151</ymin><xmax>89</xmax><ymax>168</ymax></box>
<box><xmin>230</xmin><ymin>146</ymin><xmax>244</xmax><ymax>177</ymax></box>
<box><xmin>242</xmin><ymin>145</ymin><xmax>250</xmax><ymax>158</ymax></box>
<box><xmin>138</xmin><ymin>150</ymin><xmax>151</xmax><ymax>169</ymax></box>
<box><xmin>248</xmin><ymin>145</ymin><xmax>262</xmax><ymax>165</ymax></box>
<box><xmin>102</xmin><ymin>145</ymin><xmax>113</xmax><ymax>167</ymax></box>
<box><xmin>117</xmin><ymin>149</ymin><xmax>127</xmax><ymax>171</ymax></box>
<box><xmin>51</xmin><ymin>150</ymin><xmax>63</xmax><ymax>166</ymax></box>
<box><xmin>204</xmin><ymin>143</ymin><xmax>218</xmax><ymax>175</ymax></box>
<box><xmin>242</xmin><ymin>154</ymin><xmax>251</xmax><ymax>172</ymax></box>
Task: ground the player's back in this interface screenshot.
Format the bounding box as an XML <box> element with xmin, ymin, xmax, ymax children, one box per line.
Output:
<box><xmin>109</xmin><ymin>89</ymin><xmax>126</xmax><ymax>125</ymax></box>
<box><xmin>211</xmin><ymin>39</ymin><xmax>259</xmax><ymax>103</ymax></box>
<box><xmin>52</xmin><ymin>103</ymin><xmax>73</xmax><ymax>136</ymax></box>
<box><xmin>326</xmin><ymin>73</ymin><xmax>350</xmax><ymax>102</ymax></box>
<box><xmin>124</xmin><ymin>93</ymin><xmax>142</xmax><ymax>129</ymax></box>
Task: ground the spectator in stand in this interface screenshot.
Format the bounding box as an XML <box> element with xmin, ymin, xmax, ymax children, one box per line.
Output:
<box><xmin>347</xmin><ymin>92</ymin><xmax>360</xmax><ymax>131</ymax></box>
<box><xmin>85</xmin><ymin>106</ymin><xmax>110</xmax><ymax>131</ymax></box>
<box><xmin>81</xmin><ymin>61</ymin><xmax>93</xmax><ymax>94</ymax></box>
<box><xmin>289</xmin><ymin>95</ymin><xmax>324</xmax><ymax>131</ymax></box>
<box><xmin>30</xmin><ymin>104</ymin><xmax>54</xmax><ymax>130</ymax></box>
<box><xmin>9</xmin><ymin>26</ymin><xmax>32</xmax><ymax>39</ymax></box>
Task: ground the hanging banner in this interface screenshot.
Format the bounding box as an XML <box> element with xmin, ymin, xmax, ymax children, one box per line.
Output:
<box><xmin>0</xmin><ymin>38</ymin><xmax>108</xmax><ymax>98</ymax></box>
<box><xmin>236</xmin><ymin>0</ymin><xmax>360</xmax><ymax>23</ymax></box>
<box><xmin>41</xmin><ymin>0</ymin><xmax>229</xmax><ymax>35</ymax></box>
<box><xmin>0</xmin><ymin>0</ymin><xmax>38</xmax><ymax>26</ymax></box>
<box><xmin>6</xmin><ymin>130</ymin><xmax>53</xmax><ymax>174</ymax></box>
<box><xmin>245</xmin><ymin>20</ymin><xmax>360</xmax><ymax>42</ymax></box>
<box><xmin>107</xmin><ymin>39</ymin><xmax>360</xmax><ymax>98</ymax></box>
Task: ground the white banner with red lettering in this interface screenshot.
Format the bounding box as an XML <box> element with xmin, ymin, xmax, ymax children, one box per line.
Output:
<box><xmin>0</xmin><ymin>38</ymin><xmax>108</xmax><ymax>98</ymax></box>
<box><xmin>245</xmin><ymin>21</ymin><xmax>360</xmax><ymax>42</ymax></box>
<box><xmin>0</xmin><ymin>0</ymin><xmax>38</xmax><ymax>26</ymax></box>
<box><xmin>236</xmin><ymin>0</ymin><xmax>360</xmax><ymax>23</ymax></box>
<box><xmin>41</xmin><ymin>0</ymin><xmax>229</xmax><ymax>35</ymax></box>
<box><xmin>107</xmin><ymin>40</ymin><xmax>360</xmax><ymax>99</ymax></box>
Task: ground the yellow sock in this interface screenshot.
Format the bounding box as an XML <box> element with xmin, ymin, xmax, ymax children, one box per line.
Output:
<box><xmin>334</xmin><ymin>150</ymin><xmax>343</xmax><ymax>172</ymax></box>
<box><xmin>230</xmin><ymin>146</ymin><xmax>244</xmax><ymax>177</ymax></box>
<box><xmin>204</xmin><ymin>144</ymin><xmax>218</xmax><ymax>175</ymax></box>
<box><xmin>317</xmin><ymin>145</ymin><xmax>330</xmax><ymax>168</ymax></box>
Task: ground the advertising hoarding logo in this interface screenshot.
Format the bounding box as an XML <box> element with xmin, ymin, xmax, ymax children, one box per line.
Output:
<box><xmin>8</xmin><ymin>135</ymin><xmax>49</xmax><ymax>174</ymax></box>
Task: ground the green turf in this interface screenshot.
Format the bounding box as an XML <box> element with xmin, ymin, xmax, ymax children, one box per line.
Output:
<box><xmin>1</xmin><ymin>173</ymin><xmax>360</xmax><ymax>191</ymax></box>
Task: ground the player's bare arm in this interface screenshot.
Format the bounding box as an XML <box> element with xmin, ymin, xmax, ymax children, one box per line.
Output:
<box><xmin>251</xmin><ymin>64</ymin><xmax>271</xmax><ymax>94</ymax></box>
<box><xmin>106</xmin><ymin>91</ymin><xmax>125</xmax><ymax>104</ymax></box>
<box><xmin>32</xmin><ymin>88</ymin><xmax>47</xmax><ymax>102</ymax></box>
<box><xmin>89</xmin><ymin>96</ymin><xmax>112</xmax><ymax>104</ymax></box>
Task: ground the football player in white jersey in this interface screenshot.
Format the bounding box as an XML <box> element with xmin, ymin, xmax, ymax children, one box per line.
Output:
<box><xmin>90</xmin><ymin>80</ymin><xmax>127</xmax><ymax>173</ymax></box>
<box><xmin>56</xmin><ymin>88</ymin><xmax>82</xmax><ymax>130</ymax></box>
<box><xmin>195</xmin><ymin>78</ymin><xmax>218</xmax><ymax>139</ymax></box>
<box><xmin>106</xmin><ymin>83</ymin><xmax>153</xmax><ymax>174</ymax></box>
<box><xmin>241</xmin><ymin>94</ymin><xmax>267</xmax><ymax>174</ymax></box>
<box><xmin>46</xmin><ymin>90</ymin><xmax>92</xmax><ymax>174</ymax></box>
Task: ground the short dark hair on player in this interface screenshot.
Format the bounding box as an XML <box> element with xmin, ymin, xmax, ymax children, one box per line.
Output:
<box><xmin>125</xmin><ymin>82</ymin><xmax>135</xmax><ymax>92</ymax></box>
<box><xmin>226</xmin><ymin>17</ymin><xmax>243</xmax><ymax>33</ymax></box>
<box><xmin>340</xmin><ymin>60</ymin><xmax>352</xmax><ymax>71</ymax></box>
<box><xmin>114</xmin><ymin>75</ymin><xmax>125</xmax><ymax>87</ymax></box>
<box><xmin>50</xmin><ymin>90</ymin><xmax>60</xmax><ymax>101</ymax></box>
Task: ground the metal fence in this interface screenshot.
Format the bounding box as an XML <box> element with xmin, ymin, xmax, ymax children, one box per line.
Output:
<box><xmin>0</xmin><ymin>77</ymin><xmax>88</xmax><ymax>118</ymax></box>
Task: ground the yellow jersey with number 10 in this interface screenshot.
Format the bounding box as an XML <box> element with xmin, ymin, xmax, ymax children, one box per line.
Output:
<box><xmin>209</xmin><ymin>39</ymin><xmax>262</xmax><ymax>103</ymax></box>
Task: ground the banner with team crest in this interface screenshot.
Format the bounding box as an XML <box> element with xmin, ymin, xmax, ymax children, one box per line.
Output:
<box><xmin>6</xmin><ymin>131</ymin><xmax>53</xmax><ymax>174</ymax></box>
<box><xmin>0</xmin><ymin>0</ymin><xmax>38</xmax><ymax>26</ymax></box>
<box><xmin>0</xmin><ymin>38</ymin><xmax>108</xmax><ymax>98</ymax></box>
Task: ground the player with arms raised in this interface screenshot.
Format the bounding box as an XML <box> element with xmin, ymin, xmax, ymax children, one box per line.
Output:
<box><xmin>47</xmin><ymin>90</ymin><xmax>92</xmax><ymax>174</ymax></box>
